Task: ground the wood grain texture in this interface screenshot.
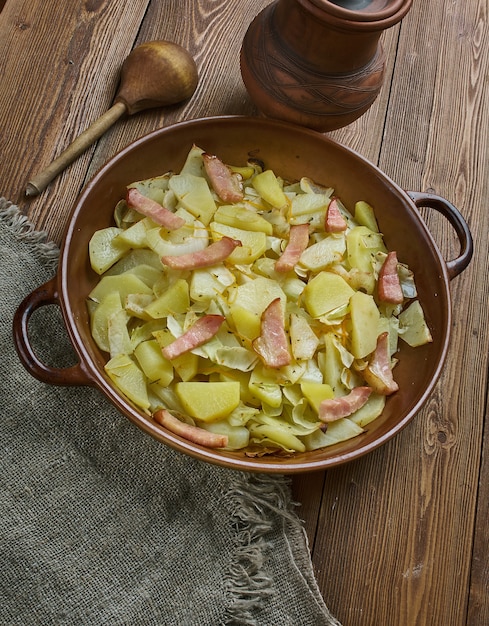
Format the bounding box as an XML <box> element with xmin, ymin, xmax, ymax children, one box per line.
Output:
<box><xmin>468</xmin><ymin>396</ymin><xmax>489</xmax><ymax>626</ymax></box>
<box><xmin>311</xmin><ymin>1</ymin><xmax>489</xmax><ymax>624</ymax></box>
<box><xmin>0</xmin><ymin>0</ymin><xmax>487</xmax><ymax>624</ymax></box>
<box><xmin>83</xmin><ymin>0</ymin><xmax>263</xmax><ymax>187</ymax></box>
<box><xmin>0</xmin><ymin>0</ymin><xmax>152</xmax><ymax>242</ymax></box>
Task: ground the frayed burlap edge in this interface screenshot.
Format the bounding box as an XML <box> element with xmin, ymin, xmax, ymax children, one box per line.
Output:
<box><xmin>224</xmin><ymin>473</ymin><xmax>296</xmax><ymax>624</ymax></box>
<box><xmin>0</xmin><ymin>197</ymin><xmax>59</xmax><ymax>272</ymax></box>
<box><xmin>223</xmin><ymin>472</ymin><xmax>339</xmax><ymax>625</ymax></box>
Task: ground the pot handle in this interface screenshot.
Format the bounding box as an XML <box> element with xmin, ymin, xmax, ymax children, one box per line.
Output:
<box><xmin>407</xmin><ymin>191</ymin><xmax>473</xmax><ymax>280</ymax></box>
<box><xmin>13</xmin><ymin>276</ymin><xmax>93</xmax><ymax>387</ymax></box>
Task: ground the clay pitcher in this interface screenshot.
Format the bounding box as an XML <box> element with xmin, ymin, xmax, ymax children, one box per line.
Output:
<box><xmin>240</xmin><ymin>0</ymin><xmax>412</xmax><ymax>131</ymax></box>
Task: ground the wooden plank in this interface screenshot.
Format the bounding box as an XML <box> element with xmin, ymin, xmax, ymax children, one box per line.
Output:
<box><xmin>0</xmin><ymin>0</ymin><xmax>151</xmax><ymax>243</ymax></box>
<box><xmin>291</xmin><ymin>471</ymin><xmax>326</xmax><ymax>549</ymax></box>
<box><xmin>381</xmin><ymin>11</ymin><xmax>489</xmax><ymax>624</ymax></box>
<box><xmin>468</xmin><ymin>400</ymin><xmax>489</xmax><ymax>626</ymax></box>
<box><xmin>82</xmin><ymin>0</ymin><xmax>265</xmax><ymax>186</ymax></box>
<box><xmin>467</xmin><ymin>398</ymin><xmax>489</xmax><ymax>626</ymax></box>
<box><xmin>310</xmin><ymin>0</ymin><xmax>489</xmax><ymax>623</ymax></box>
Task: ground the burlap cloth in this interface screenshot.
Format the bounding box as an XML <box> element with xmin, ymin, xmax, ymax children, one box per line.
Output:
<box><xmin>0</xmin><ymin>198</ymin><xmax>341</xmax><ymax>626</ymax></box>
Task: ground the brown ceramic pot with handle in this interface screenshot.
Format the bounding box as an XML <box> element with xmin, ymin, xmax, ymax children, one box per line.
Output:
<box><xmin>13</xmin><ymin>116</ymin><xmax>473</xmax><ymax>473</ymax></box>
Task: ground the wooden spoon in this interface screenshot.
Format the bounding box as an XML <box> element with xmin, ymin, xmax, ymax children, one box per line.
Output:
<box><xmin>25</xmin><ymin>41</ymin><xmax>198</xmax><ymax>197</ymax></box>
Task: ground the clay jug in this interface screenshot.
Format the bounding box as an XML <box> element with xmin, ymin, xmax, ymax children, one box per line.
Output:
<box><xmin>240</xmin><ymin>0</ymin><xmax>412</xmax><ymax>131</ymax></box>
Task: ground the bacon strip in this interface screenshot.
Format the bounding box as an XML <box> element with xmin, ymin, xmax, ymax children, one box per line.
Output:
<box><xmin>161</xmin><ymin>236</ymin><xmax>241</xmax><ymax>269</ymax></box>
<box><xmin>126</xmin><ymin>187</ymin><xmax>186</xmax><ymax>230</ymax></box>
<box><xmin>275</xmin><ymin>224</ymin><xmax>310</xmax><ymax>273</ymax></box>
<box><xmin>318</xmin><ymin>386</ymin><xmax>372</xmax><ymax>423</ymax></box>
<box><xmin>162</xmin><ymin>315</ymin><xmax>225</xmax><ymax>360</ymax></box>
<box><xmin>252</xmin><ymin>298</ymin><xmax>291</xmax><ymax>368</ymax></box>
<box><xmin>203</xmin><ymin>153</ymin><xmax>244</xmax><ymax>203</ymax></box>
<box><xmin>154</xmin><ymin>409</ymin><xmax>228</xmax><ymax>448</ymax></box>
<box><xmin>378</xmin><ymin>251</ymin><xmax>404</xmax><ymax>303</ymax></box>
<box><xmin>363</xmin><ymin>332</ymin><xmax>399</xmax><ymax>395</ymax></box>
<box><xmin>325</xmin><ymin>198</ymin><xmax>348</xmax><ymax>233</ymax></box>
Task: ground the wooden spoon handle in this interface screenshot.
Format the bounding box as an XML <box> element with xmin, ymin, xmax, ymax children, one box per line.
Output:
<box><xmin>25</xmin><ymin>101</ymin><xmax>127</xmax><ymax>197</ymax></box>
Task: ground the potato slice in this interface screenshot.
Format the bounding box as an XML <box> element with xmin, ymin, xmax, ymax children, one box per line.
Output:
<box><xmin>213</xmin><ymin>205</ymin><xmax>273</xmax><ymax>235</ymax></box>
<box><xmin>347</xmin><ymin>226</ymin><xmax>386</xmax><ymax>273</ymax></box>
<box><xmin>104</xmin><ymin>354</ymin><xmax>150</xmax><ymax>411</ymax></box>
<box><xmin>152</xmin><ymin>329</ymin><xmax>200</xmax><ymax>382</ymax></box>
<box><xmin>303</xmin><ymin>272</ymin><xmax>355</xmax><ymax>318</ymax></box>
<box><xmin>88</xmin><ymin>273</ymin><xmax>153</xmax><ymax>304</ymax></box>
<box><xmin>354</xmin><ymin>201</ymin><xmax>380</xmax><ymax>232</ymax></box>
<box><xmin>300</xmin><ymin>382</ymin><xmax>334</xmax><ymax>414</ymax></box>
<box><xmin>349</xmin><ymin>291</ymin><xmax>381</xmax><ymax>359</ymax></box>
<box><xmin>89</xmin><ymin>227</ymin><xmax>131</xmax><ymax>274</ymax></box>
<box><xmin>90</xmin><ymin>291</ymin><xmax>122</xmax><ymax>353</ymax></box>
<box><xmin>251</xmin><ymin>169</ymin><xmax>288</xmax><ymax>209</ymax></box>
<box><xmin>210</xmin><ymin>221</ymin><xmax>267</xmax><ymax>264</ymax></box>
<box><xmin>299</xmin><ymin>235</ymin><xmax>346</xmax><ymax>272</ymax></box>
<box><xmin>175</xmin><ymin>381</ymin><xmax>241</xmax><ymax>421</ymax></box>
<box><xmin>144</xmin><ymin>279</ymin><xmax>190</xmax><ymax>318</ymax></box>
<box><xmin>115</xmin><ymin>218</ymin><xmax>151</xmax><ymax>248</ymax></box>
<box><xmin>399</xmin><ymin>300</ymin><xmax>433</xmax><ymax>346</ymax></box>
<box><xmin>169</xmin><ymin>173</ymin><xmax>217</xmax><ymax>225</ymax></box>
<box><xmin>134</xmin><ymin>339</ymin><xmax>174</xmax><ymax>386</ymax></box>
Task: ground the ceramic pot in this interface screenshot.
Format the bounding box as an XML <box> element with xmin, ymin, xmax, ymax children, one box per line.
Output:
<box><xmin>240</xmin><ymin>0</ymin><xmax>412</xmax><ymax>131</ymax></box>
<box><xmin>13</xmin><ymin>116</ymin><xmax>472</xmax><ymax>473</ymax></box>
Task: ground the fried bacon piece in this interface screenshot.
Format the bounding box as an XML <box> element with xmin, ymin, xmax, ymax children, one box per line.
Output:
<box><xmin>126</xmin><ymin>187</ymin><xmax>185</xmax><ymax>230</ymax></box>
<box><xmin>275</xmin><ymin>224</ymin><xmax>310</xmax><ymax>272</ymax></box>
<box><xmin>203</xmin><ymin>153</ymin><xmax>244</xmax><ymax>203</ymax></box>
<box><xmin>363</xmin><ymin>331</ymin><xmax>399</xmax><ymax>395</ymax></box>
<box><xmin>161</xmin><ymin>236</ymin><xmax>241</xmax><ymax>269</ymax></box>
<box><xmin>162</xmin><ymin>315</ymin><xmax>225</xmax><ymax>360</ymax></box>
<box><xmin>325</xmin><ymin>198</ymin><xmax>348</xmax><ymax>233</ymax></box>
<box><xmin>378</xmin><ymin>251</ymin><xmax>404</xmax><ymax>304</ymax></box>
<box><xmin>252</xmin><ymin>298</ymin><xmax>291</xmax><ymax>368</ymax></box>
<box><xmin>318</xmin><ymin>386</ymin><xmax>372</xmax><ymax>423</ymax></box>
<box><xmin>154</xmin><ymin>409</ymin><xmax>228</xmax><ymax>448</ymax></box>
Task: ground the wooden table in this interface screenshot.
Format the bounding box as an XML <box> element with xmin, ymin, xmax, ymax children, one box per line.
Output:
<box><xmin>1</xmin><ymin>1</ymin><xmax>487</xmax><ymax>624</ymax></box>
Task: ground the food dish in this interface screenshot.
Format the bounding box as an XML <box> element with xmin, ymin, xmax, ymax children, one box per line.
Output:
<box><xmin>14</xmin><ymin>116</ymin><xmax>473</xmax><ymax>472</ymax></box>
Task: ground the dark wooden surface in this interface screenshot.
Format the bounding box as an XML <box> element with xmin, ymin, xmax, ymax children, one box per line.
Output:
<box><xmin>1</xmin><ymin>1</ymin><xmax>487</xmax><ymax>624</ymax></box>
